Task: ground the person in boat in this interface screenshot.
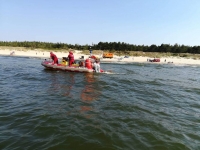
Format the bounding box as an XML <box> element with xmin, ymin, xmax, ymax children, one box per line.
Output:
<box><xmin>61</xmin><ymin>57</ymin><xmax>68</xmax><ymax>66</ymax></box>
<box><xmin>89</xmin><ymin>55</ymin><xmax>96</xmax><ymax>65</ymax></box>
<box><xmin>68</xmin><ymin>51</ymin><xmax>75</xmax><ymax>67</ymax></box>
<box><xmin>93</xmin><ymin>58</ymin><xmax>101</xmax><ymax>73</ymax></box>
<box><xmin>79</xmin><ymin>60</ymin><xmax>84</xmax><ymax>67</ymax></box>
<box><xmin>90</xmin><ymin>55</ymin><xmax>97</xmax><ymax>60</ymax></box>
<box><xmin>85</xmin><ymin>57</ymin><xmax>93</xmax><ymax>70</ymax></box>
<box><xmin>89</xmin><ymin>55</ymin><xmax>101</xmax><ymax>72</ymax></box>
<box><xmin>50</xmin><ymin>52</ymin><xmax>58</xmax><ymax>64</ymax></box>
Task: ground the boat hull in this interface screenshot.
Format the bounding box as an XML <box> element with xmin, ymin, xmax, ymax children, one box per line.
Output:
<box><xmin>41</xmin><ymin>61</ymin><xmax>94</xmax><ymax>73</ymax></box>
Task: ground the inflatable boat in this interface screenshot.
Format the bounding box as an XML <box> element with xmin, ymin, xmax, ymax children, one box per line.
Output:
<box><xmin>41</xmin><ymin>60</ymin><xmax>103</xmax><ymax>73</ymax></box>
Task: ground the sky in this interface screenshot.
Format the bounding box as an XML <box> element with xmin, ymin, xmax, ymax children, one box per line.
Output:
<box><xmin>1</xmin><ymin>0</ymin><xmax>200</xmax><ymax>46</ymax></box>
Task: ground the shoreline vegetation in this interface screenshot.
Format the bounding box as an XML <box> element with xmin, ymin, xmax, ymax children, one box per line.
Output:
<box><xmin>1</xmin><ymin>40</ymin><xmax>200</xmax><ymax>65</ymax></box>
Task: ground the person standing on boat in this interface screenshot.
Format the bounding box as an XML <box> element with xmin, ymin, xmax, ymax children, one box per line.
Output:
<box><xmin>50</xmin><ymin>52</ymin><xmax>58</xmax><ymax>64</ymax></box>
<box><xmin>68</xmin><ymin>51</ymin><xmax>74</xmax><ymax>67</ymax></box>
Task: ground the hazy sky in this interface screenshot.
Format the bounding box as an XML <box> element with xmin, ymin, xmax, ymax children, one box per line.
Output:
<box><xmin>1</xmin><ymin>0</ymin><xmax>200</xmax><ymax>46</ymax></box>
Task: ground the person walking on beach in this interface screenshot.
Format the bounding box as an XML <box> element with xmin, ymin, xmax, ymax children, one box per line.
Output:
<box><xmin>50</xmin><ymin>52</ymin><xmax>58</xmax><ymax>64</ymax></box>
<box><xmin>68</xmin><ymin>51</ymin><xmax>75</xmax><ymax>67</ymax></box>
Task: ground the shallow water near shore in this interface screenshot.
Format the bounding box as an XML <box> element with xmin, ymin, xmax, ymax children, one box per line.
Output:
<box><xmin>0</xmin><ymin>56</ymin><xmax>200</xmax><ymax>150</ymax></box>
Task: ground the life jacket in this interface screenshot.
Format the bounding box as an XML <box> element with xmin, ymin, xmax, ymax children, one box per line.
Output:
<box><xmin>85</xmin><ymin>59</ymin><xmax>92</xmax><ymax>69</ymax></box>
<box><xmin>68</xmin><ymin>52</ymin><xmax>74</xmax><ymax>61</ymax></box>
<box><xmin>50</xmin><ymin>52</ymin><xmax>58</xmax><ymax>64</ymax></box>
<box><xmin>61</xmin><ymin>59</ymin><xmax>68</xmax><ymax>65</ymax></box>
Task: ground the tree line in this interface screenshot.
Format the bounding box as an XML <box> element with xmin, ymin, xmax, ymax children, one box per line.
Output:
<box><xmin>0</xmin><ymin>41</ymin><xmax>200</xmax><ymax>54</ymax></box>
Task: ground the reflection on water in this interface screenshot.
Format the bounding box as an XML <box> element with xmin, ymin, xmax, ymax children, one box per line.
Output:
<box><xmin>63</xmin><ymin>73</ymin><xmax>75</xmax><ymax>97</ymax></box>
<box><xmin>47</xmin><ymin>71</ymin><xmax>101</xmax><ymax>101</ymax></box>
<box><xmin>44</xmin><ymin>71</ymin><xmax>102</xmax><ymax>119</ymax></box>
<box><xmin>80</xmin><ymin>73</ymin><xmax>101</xmax><ymax>119</ymax></box>
<box><xmin>81</xmin><ymin>73</ymin><xmax>101</xmax><ymax>102</ymax></box>
<box><xmin>47</xmin><ymin>71</ymin><xmax>76</xmax><ymax>97</ymax></box>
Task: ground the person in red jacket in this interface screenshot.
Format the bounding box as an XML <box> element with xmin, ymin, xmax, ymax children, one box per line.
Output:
<box><xmin>68</xmin><ymin>51</ymin><xmax>74</xmax><ymax>67</ymax></box>
<box><xmin>50</xmin><ymin>52</ymin><xmax>58</xmax><ymax>64</ymax></box>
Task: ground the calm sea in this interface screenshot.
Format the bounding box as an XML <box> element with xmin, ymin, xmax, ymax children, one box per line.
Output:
<box><xmin>0</xmin><ymin>56</ymin><xmax>200</xmax><ymax>150</ymax></box>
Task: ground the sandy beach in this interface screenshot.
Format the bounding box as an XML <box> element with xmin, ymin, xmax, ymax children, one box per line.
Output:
<box><xmin>1</xmin><ymin>47</ymin><xmax>200</xmax><ymax>65</ymax></box>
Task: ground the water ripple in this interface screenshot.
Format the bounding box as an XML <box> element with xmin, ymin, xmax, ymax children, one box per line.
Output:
<box><xmin>0</xmin><ymin>56</ymin><xmax>200</xmax><ymax>150</ymax></box>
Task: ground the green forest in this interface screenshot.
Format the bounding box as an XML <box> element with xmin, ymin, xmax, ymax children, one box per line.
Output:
<box><xmin>0</xmin><ymin>41</ymin><xmax>200</xmax><ymax>54</ymax></box>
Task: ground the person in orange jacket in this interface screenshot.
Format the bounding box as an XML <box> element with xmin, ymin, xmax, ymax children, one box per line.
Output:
<box><xmin>50</xmin><ymin>52</ymin><xmax>58</xmax><ymax>64</ymax></box>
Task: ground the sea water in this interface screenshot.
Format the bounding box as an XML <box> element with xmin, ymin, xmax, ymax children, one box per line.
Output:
<box><xmin>0</xmin><ymin>56</ymin><xmax>200</xmax><ymax>150</ymax></box>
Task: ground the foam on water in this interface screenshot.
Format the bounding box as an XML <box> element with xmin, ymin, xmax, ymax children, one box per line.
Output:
<box><xmin>102</xmin><ymin>71</ymin><xmax>126</xmax><ymax>75</ymax></box>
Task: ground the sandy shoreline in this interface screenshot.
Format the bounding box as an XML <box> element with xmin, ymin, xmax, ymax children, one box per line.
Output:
<box><xmin>1</xmin><ymin>48</ymin><xmax>200</xmax><ymax>65</ymax></box>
